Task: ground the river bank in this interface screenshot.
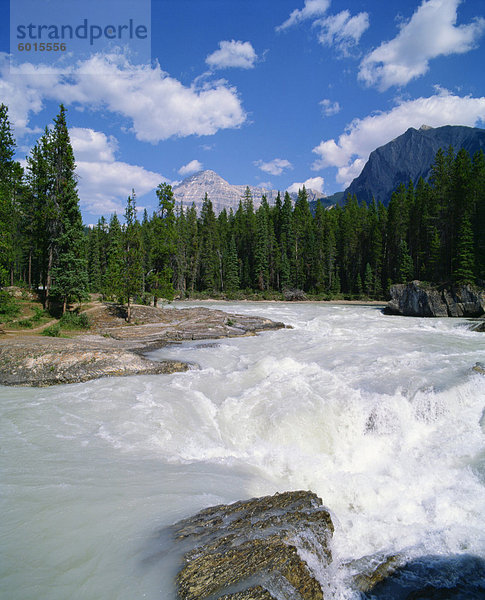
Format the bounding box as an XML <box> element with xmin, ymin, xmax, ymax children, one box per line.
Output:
<box><xmin>0</xmin><ymin>303</ymin><xmax>286</xmax><ymax>386</ymax></box>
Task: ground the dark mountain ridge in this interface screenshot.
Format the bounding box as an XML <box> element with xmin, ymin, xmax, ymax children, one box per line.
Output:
<box><xmin>343</xmin><ymin>124</ymin><xmax>485</xmax><ymax>206</ymax></box>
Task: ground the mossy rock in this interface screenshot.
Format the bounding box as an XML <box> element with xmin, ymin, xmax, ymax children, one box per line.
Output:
<box><xmin>172</xmin><ymin>490</ymin><xmax>333</xmax><ymax>600</ymax></box>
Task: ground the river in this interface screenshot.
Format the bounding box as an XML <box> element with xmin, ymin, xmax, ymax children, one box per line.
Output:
<box><xmin>1</xmin><ymin>302</ymin><xmax>485</xmax><ymax>599</ymax></box>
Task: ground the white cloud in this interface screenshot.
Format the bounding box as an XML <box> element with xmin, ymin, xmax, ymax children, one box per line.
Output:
<box><xmin>206</xmin><ymin>40</ymin><xmax>257</xmax><ymax>70</ymax></box>
<box><xmin>312</xmin><ymin>91</ymin><xmax>485</xmax><ymax>187</ymax></box>
<box><xmin>178</xmin><ymin>159</ymin><xmax>203</xmax><ymax>176</ymax></box>
<box><xmin>70</xmin><ymin>127</ymin><xmax>118</xmax><ymax>162</ymax></box>
<box><xmin>255</xmin><ymin>158</ymin><xmax>293</xmax><ymax>176</ymax></box>
<box><xmin>69</xmin><ymin>127</ymin><xmax>165</xmax><ymax>215</ymax></box>
<box><xmin>277</xmin><ymin>0</ymin><xmax>330</xmax><ymax>31</ymax></box>
<box><xmin>287</xmin><ymin>176</ymin><xmax>325</xmax><ymax>194</ymax></box>
<box><xmin>359</xmin><ymin>0</ymin><xmax>485</xmax><ymax>90</ymax></box>
<box><xmin>1</xmin><ymin>52</ymin><xmax>246</xmax><ymax>142</ymax></box>
<box><xmin>315</xmin><ymin>10</ymin><xmax>369</xmax><ymax>54</ymax></box>
<box><xmin>320</xmin><ymin>98</ymin><xmax>341</xmax><ymax>116</ymax></box>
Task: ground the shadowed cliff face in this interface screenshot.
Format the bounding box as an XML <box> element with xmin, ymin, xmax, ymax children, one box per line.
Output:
<box><xmin>344</xmin><ymin>125</ymin><xmax>485</xmax><ymax>206</ymax></box>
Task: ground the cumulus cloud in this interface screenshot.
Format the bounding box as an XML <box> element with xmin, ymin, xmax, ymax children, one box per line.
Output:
<box><xmin>70</xmin><ymin>127</ymin><xmax>118</xmax><ymax>162</ymax></box>
<box><xmin>178</xmin><ymin>159</ymin><xmax>203</xmax><ymax>176</ymax></box>
<box><xmin>277</xmin><ymin>0</ymin><xmax>330</xmax><ymax>31</ymax></box>
<box><xmin>315</xmin><ymin>10</ymin><xmax>369</xmax><ymax>54</ymax></box>
<box><xmin>287</xmin><ymin>176</ymin><xmax>325</xmax><ymax>194</ymax></box>
<box><xmin>255</xmin><ymin>158</ymin><xmax>293</xmax><ymax>176</ymax></box>
<box><xmin>320</xmin><ymin>98</ymin><xmax>341</xmax><ymax>116</ymax></box>
<box><xmin>359</xmin><ymin>0</ymin><xmax>485</xmax><ymax>90</ymax></box>
<box><xmin>206</xmin><ymin>40</ymin><xmax>257</xmax><ymax>70</ymax></box>
<box><xmin>312</xmin><ymin>91</ymin><xmax>485</xmax><ymax>187</ymax></box>
<box><xmin>1</xmin><ymin>52</ymin><xmax>246</xmax><ymax>142</ymax></box>
<box><xmin>277</xmin><ymin>1</ymin><xmax>368</xmax><ymax>54</ymax></box>
<box><xmin>69</xmin><ymin>127</ymin><xmax>164</xmax><ymax>215</ymax></box>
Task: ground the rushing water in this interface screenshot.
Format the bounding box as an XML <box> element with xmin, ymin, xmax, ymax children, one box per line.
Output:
<box><xmin>1</xmin><ymin>302</ymin><xmax>485</xmax><ymax>599</ymax></box>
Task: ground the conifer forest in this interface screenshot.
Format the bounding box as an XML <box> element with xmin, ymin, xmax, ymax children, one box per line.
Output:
<box><xmin>1</xmin><ymin>104</ymin><xmax>484</xmax><ymax>309</ymax></box>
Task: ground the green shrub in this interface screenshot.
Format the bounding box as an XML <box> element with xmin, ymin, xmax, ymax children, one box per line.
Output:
<box><xmin>0</xmin><ymin>291</ymin><xmax>20</xmax><ymax>322</ymax></box>
<box><xmin>42</xmin><ymin>323</ymin><xmax>61</xmax><ymax>337</ymax></box>
<box><xmin>59</xmin><ymin>312</ymin><xmax>91</xmax><ymax>330</ymax></box>
<box><xmin>31</xmin><ymin>307</ymin><xmax>48</xmax><ymax>322</ymax></box>
<box><xmin>18</xmin><ymin>318</ymin><xmax>34</xmax><ymax>328</ymax></box>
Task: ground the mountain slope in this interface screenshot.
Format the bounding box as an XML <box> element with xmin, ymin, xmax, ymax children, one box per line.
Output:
<box><xmin>343</xmin><ymin>125</ymin><xmax>485</xmax><ymax>205</ymax></box>
<box><xmin>173</xmin><ymin>170</ymin><xmax>322</xmax><ymax>214</ymax></box>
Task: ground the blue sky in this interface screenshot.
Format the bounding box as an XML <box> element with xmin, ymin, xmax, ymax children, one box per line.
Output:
<box><xmin>1</xmin><ymin>0</ymin><xmax>485</xmax><ymax>223</ymax></box>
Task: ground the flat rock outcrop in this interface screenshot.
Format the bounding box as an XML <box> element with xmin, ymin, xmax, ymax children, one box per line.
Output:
<box><xmin>386</xmin><ymin>281</ymin><xmax>485</xmax><ymax>318</ymax></box>
<box><xmin>171</xmin><ymin>490</ymin><xmax>334</xmax><ymax>600</ymax></box>
<box><xmin>0</xmin><ymin>304</ymin><xmax>286</xmax><ymax>386</ymax></box>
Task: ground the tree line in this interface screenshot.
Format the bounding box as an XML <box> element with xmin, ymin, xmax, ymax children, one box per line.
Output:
<box><xmin>1</xmin><ymin>103</ymin><xmax>484</xmax><ymax>317</ymax></box>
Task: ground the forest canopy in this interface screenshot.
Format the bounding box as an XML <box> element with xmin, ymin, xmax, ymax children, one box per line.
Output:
<box><xmin>1</xmin><ymin>103</ymin><xmax>484</xmax><ymax>312</ymax></box>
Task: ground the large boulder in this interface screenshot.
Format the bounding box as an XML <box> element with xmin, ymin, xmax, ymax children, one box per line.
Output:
<box><xmin>386</xmin><ymin>281</ymin><xmax>485</xmax><ymax>318</ymax></box>
<box><xmin>171</xmin><ymin>490</ymin><xmax>334</xmax><ymax>600</ymax></box>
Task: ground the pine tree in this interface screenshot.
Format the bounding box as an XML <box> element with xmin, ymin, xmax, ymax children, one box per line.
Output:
<box><xmin>471</xmin><ymin>150</ymin><xmax>485</xmax><ymax>279</ymax></box>
<box><xmin>149</xmin><ymin>183</ymin><xmax>176</xmax><ymax>305</ymax></box>
<box><xmin>224</xmin><ymin>234</ymin><xmax>240</xmax><ymax>292</ymax></box>
<box><xmin>0</xmin><ymin>104</ymin><xmax>21</xmax><ymax>286</ymax></box>
<box><xmin>185</xmin><ymin>203</ymin><xmax>199</xmax><ymax>293</ymax></box>
<box><xmin>292</xmin><ymin>186</ymin><xmax>314</xmax><ymax>290</ymax></box>
<box><xmin>398</xmin><ymin>240</ymin><xmax>414</xmax><ymax>282</ymax></box>
<box><xmin>87</xmin><ymin>225</ymin><xmax>102</xmax><ymax>293</ymax></box>
<box><xmin>173</xmin><ymin>204</ymin><xmax>188</xmax><ymax>296</ymax></box>
<box><xmin>254</xmin><ymin>198</ymin><xmax>270</xmax><ymax>290</ymax></box>
<box><xmin>123</xmin><ymin>191</ymin><xmax>143</xmax><ymax>322</ymax></box>
<box><xmin>453</xmin><ymin>212</ymin><xmax>475</xmax><ymax>285</ymax></box>
<box><xmin>48</xmin><ymin>105</ymin><xmax>88</xmax><ymax>312</ymax></box>
<box><xmin>198</xmin><ymin>194</ymin><xmax>219</xmax><ymax>291</ymax></box>
<box><xmin>104</xmin><ymin>213</ymin><xmax>124</xmax><ymax>300</ymax></box>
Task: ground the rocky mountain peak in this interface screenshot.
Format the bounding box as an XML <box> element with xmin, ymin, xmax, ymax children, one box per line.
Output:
<box><xmin>173</xmin><ymin>169</ymin><xmax>323</xmax><ymax>214</ymax></box>
<box><xmin>344</xmin><ymin>124</ymin><xmax>485</xmax><ymax>206</ymax></box>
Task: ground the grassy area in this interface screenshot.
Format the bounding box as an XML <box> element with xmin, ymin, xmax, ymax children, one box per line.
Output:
<box><xmin>42</xmin><ymin>312</ymin><xmax>91</xmax><ymax>337</ymax></box>
<box><xmin>0</xmin><ymin>289</ymin><xmax>92</xmax><ymax>335</ymax></box>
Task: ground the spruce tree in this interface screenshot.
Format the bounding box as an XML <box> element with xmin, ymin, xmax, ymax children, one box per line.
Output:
<box><xmin>453</xmin><ymin>212</ymin><xmax>475</xmax><ymax>285</ymax></box>
<box><xmin>149</xmin><ymin>183</ymin><xmax>176</xmax><ymax>305</ymax></box>
<box><xmin>224</xmin><ymin>234</ymin><xmax>240</xmax><ymax>292</ymax></box>
<box><xmin>48</xmin><ymin>105</ymin><xmax>88</xmax><ymax>312</ymax></box>
<box><xmin>104</xmin><ymin>213</ymin><xmax>124</xmax><ymax>300</ymax></box>
<box><xmin>123</xmin><ymin>191</ymin><xmax>143</xmax><ymax>322</ymax></box>
<box><xmin>0</xmin><ymin>104</ymin><xmax>20</xmax><ymax>286</ymax></box>
<box><xmin>198</xmin><ymin>194</ymin><xmax>219</xmax><ymax>291</ymax></box>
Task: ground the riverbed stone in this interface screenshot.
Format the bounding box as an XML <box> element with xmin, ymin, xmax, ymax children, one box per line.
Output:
<box><xmin>386</xmin><ymin>281</ymin><xmax>485</xmax><ymax>318</ymax></box>
<box><xmin>172</xmin><ymin>490</ymin><xmax>333</xmax><ymax>600</ymax></box>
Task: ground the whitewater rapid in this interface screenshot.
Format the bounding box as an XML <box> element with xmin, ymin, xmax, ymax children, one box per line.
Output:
<box><xmin>1</xmin><ymin>302</ymin><xmax>484</xmax><ymax>599</ymax></box>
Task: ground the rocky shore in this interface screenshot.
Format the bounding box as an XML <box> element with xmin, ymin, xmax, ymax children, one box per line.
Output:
<box><xmin>0</xmin><ymin>304</ymin><xmax>286</xmax><ymax>387</ymax></box>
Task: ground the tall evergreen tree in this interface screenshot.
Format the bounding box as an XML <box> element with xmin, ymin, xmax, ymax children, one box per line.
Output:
<box><xmin>104</xmin><ymin>213</ymin><xmax>124</xmax><ymax>300</ymax></box>
<box><xmin>48</xmin><ymin>105</ymin><xmax>88</xmax><ymax>312</ymax></box>
<box><xmin>453</xmin><ymin>212</ymin><xmax>475</xmax><ymax>285</ymax></box>
<box><xmin>149</xmin><ymin>183</ymin><xmax>176</xmax><ymax>305</ymax></box>
<box><xmin>123</xmin><ymin>191</ymin><xmax>143</xmax><ymax>322</ymax></box>
<box><xmin>198</xmin><ymin>194</ymin><xmax>219</xmax><ymax>291</ymax></box>
<box><xmin>0</xmin><ymin>104</ymin><xmax>22</xmax><ymax>286</ymax></box>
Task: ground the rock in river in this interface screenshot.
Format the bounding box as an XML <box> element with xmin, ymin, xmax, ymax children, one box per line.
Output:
<box><xmin>171</xmin><ymin>490</ymin><xmax>334</xmax><ymax>600</ymax></box>
<box><xmin>386</xmin><ymin>281</ymin><xmax>485</xmax><ymax>318</ymax></box>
